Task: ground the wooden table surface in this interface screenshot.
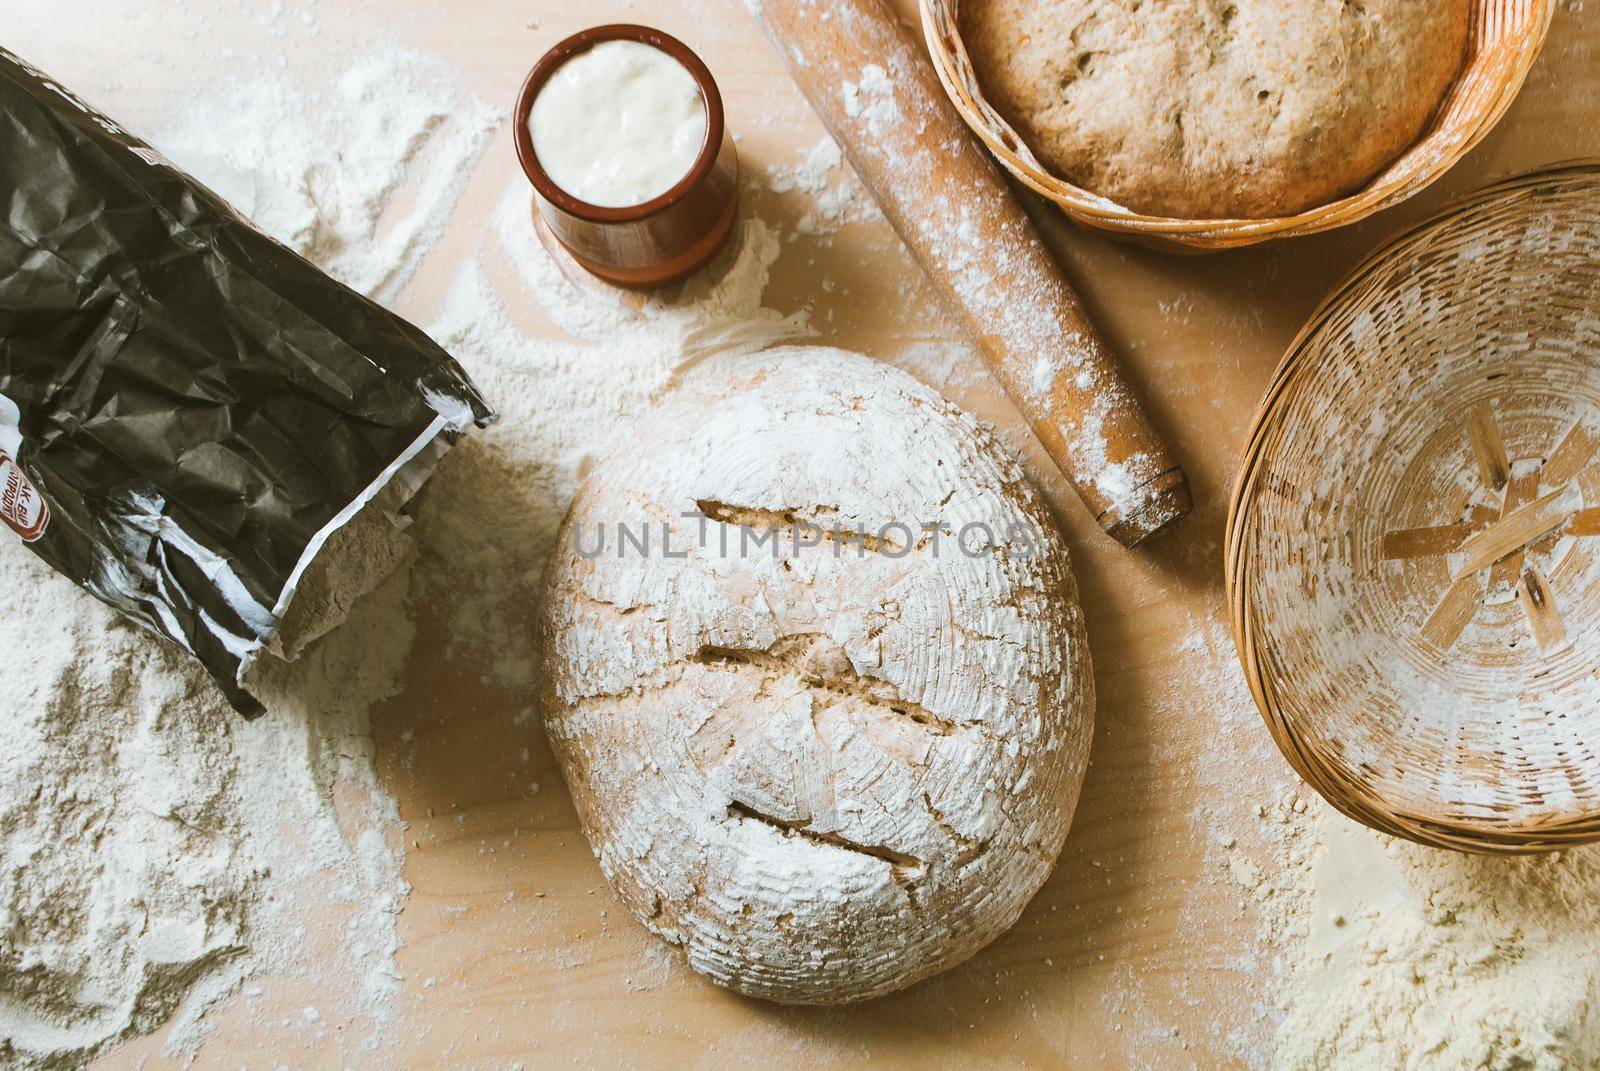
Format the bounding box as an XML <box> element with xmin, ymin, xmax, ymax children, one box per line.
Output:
<box><xmin>10</xmin><ymin>1</ymin><xmax>1598</xmax><ymax>1067</ymax></box>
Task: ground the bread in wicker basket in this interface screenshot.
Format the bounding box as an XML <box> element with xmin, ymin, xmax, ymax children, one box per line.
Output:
<box><xmin>1226</xmin><ymin>162</ymin><xmax>1600</xmax><ymax>854</ymax></box>
<box><xmin>920</xmin><ymin>0</ymin><xmax>1555</xmax><ymax>251</ymax></box>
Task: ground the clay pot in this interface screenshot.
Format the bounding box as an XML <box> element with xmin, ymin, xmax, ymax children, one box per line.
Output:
<box><xmin>513</xmin><ymin>24</ymin><xmax>739</xmax><ymax>288</ymax></box>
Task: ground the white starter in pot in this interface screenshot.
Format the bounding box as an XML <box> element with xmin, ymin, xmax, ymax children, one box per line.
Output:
<box><xmin>529</xmin><ymin>40</ymin><xmax>707</xmax><ymax>208</ymax></box>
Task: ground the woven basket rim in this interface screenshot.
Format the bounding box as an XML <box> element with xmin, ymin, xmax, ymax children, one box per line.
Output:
<box><xmin>920</xmin><ymin>0</ymin><xmax>1557</xmax><ymax>249</ymax></box>
<box><xmin>1225</xmin><ymin>161</ymin><xmax>1600</xmax><ymax>854</ymax></box>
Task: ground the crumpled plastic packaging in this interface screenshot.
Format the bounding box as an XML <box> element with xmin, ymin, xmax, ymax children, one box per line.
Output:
<box><xmin>0</xmin><ymin>48</ymin><xmax>496</xmax><ymax>715</ymax></box>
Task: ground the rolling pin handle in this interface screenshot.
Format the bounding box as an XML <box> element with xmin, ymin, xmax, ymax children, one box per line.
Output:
<box><xmin>1101</xmin><ymin>468</ymin><xmax>1192</xmax><ymax>548</ymax></box>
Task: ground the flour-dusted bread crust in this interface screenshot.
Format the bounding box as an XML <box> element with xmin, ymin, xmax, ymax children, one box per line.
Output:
<box><xmin>960</xmin><ymin>0</ymin><xmax>1470</xmax><ymax>219</ymax></box>
<box><xmin>536</xmin><ymin>347</ymin><xmax>1093</xmax><ymax>1004</ymax></box>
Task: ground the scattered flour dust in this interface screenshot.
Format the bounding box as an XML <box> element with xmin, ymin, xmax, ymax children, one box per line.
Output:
<box><xmin>762</xmin><ymin>135</ymin><xmax>883</xmax><ymax>238</ymax></box>
<box><xmin>1225</xmin><ymin>785</ymin><xmax>1600</xmax><ymax>1069</ymax></box>
<box><xmin>0</xmin><ymin>45</ymin><xmax>494</xmax><ymax>1068</ymax></box>
<box><xmin>161</xmin><ymin>47</ymin><xmax>497</xmax><ymax>305</ymax></box>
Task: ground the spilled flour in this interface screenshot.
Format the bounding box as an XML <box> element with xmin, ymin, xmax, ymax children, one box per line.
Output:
<box><xmin>164</xmin><ymin>47</ymin><xmax>496</xmax><ymax>305</ymax></box>
<box><xmin>0</xmin><ymin>549</ymin><xmax>415</xmax><ymax>1067</ymax></box>
<box><xmin>1174</xmin><ymin>605</ymin><xmax>1600</xmax><ymax>1070</ymax></box>
<box><xmin>1228</xmin><ymin>795</ymin><xmax>1600</xmax><ymax>1069</ymax></box>
<box><xmin>0</xmin><ymin>45</ymin><xmax>496</xmax><ymax>1068</ymax></box>
<box><xmin>763</xmin><ymin>136</ymin><xmax>883</xmax><ymax>238</ymax></box>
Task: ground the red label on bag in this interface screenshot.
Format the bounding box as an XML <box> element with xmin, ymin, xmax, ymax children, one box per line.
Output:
<box><xmin>0</xmin><ymin>451</ymin><xmax>48</xmax><ymax>542</ymax></box>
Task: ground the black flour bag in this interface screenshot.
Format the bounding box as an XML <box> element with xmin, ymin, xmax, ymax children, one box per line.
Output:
<box><xmin>0</xmin><ymin>49</ymin><xmax>496</xmax><ymax>715</ymax></box>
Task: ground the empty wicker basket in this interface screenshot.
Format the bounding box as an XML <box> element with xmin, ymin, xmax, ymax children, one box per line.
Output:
<box><xmin>1226</xmin><ymin>162</ymin><xmax>1600</xmax><ymax>854</ymax></box>
<box><xmin>920</xmin><ymin>0</ymin><xmax>1555</xmax><ymax>251</ymax></box>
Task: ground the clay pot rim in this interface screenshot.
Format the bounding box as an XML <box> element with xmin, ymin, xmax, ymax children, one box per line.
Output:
<box><xmin>513</xmin><ymin>23</ymin><xmax>725</xmax><ymax>224</ymax></box>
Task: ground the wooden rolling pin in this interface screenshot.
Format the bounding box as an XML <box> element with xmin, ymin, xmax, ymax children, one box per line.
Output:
<box><xmin>743</xmin><ymin>0</ymin><xmax>1190</xmax><ymax>547</ymax></box>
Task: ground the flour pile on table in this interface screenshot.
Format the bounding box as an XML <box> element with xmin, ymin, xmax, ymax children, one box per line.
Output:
<box><xmin>1226</xmin><ymin>793</ymin><xmax>1600</xmax><ymax>1070</ymax></box>
<box><xmin>0</xmin><ymin>47</ymin><xmax>495</xmax><ymax>1067</ymax></box>
<box><xmin>0</xmin><ymin>547</ymin><xmax>416</xmax><ymax>1067</ymax></box>
<box><xmin>1170</xmin><ymin>604</ymin><xmax>1600</xmax><ymax>1070</ymax></box>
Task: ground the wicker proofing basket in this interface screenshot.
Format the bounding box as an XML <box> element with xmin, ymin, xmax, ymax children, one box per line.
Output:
<box><xmin>921</xmin><ymin>0</ymin><xmax>1555</xmax><ymax>251</ymax></box>
<box><xmin>1226</xmin><ymin>162</ymin><xmax>1600</xmax><ymax>854</ymax></box>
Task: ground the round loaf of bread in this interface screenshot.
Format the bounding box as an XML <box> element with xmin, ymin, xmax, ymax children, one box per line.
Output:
<box><xmin>960</xmin><ymin>0</ymin><xmax>1470</xmax><ymax>219</ymax></box>
<box><xmin>536</xmin><ymin>346</ymin><xmax>1093</xmax><ymax>1004</ymax></box>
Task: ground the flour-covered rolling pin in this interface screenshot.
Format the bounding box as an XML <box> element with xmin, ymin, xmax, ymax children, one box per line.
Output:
<box><xmin>744</xmin><ymin>0</ymin><xmax>1190</xmax><ymax>546</ymax></box>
